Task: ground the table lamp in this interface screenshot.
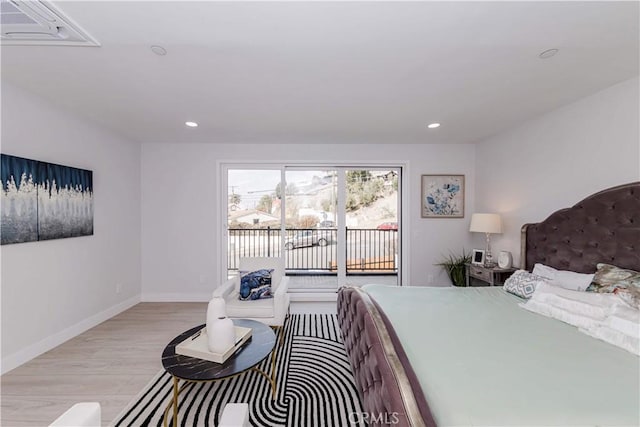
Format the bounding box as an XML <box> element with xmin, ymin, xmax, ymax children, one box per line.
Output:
<box><xmin>469</xmin><ymin>213</ymin><xmax>502</xmax><ymax>267</ymax></box>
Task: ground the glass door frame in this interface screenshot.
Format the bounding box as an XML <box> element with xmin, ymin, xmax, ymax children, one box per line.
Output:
<box><xmin>340</xmin><ymin>167</ymin><xmax>401</xmax><ymax>281</ymax></box>
<box><xmin>219</xmin><ymin>162</ymin><xmax>406</xmax><ymax>287</ymax></box>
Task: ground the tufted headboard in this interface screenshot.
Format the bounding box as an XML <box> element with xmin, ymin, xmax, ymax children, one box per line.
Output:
<box><xmin>521</xmin><ymin>182</ymin><xmax>640</xmax><ymax>274</ymax></box>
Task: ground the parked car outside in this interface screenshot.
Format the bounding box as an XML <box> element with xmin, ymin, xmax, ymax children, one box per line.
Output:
<box><xmin>284</xmin><ymin>230</ymin><xmax>329</xmax><ymax>250</ymax></box>
<box><xmin>317</xmin><ymin>220</ymin><xmax>336</xmax><ymax>228</ymax></box>
<box><xmin>377</xmin><ymin>222</ymin><xmax>398</xmax><ymax>230</ymax></box>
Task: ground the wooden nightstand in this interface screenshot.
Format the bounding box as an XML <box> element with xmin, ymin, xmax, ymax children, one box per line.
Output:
<box><xmin>465</xmin><ymin>264</ymin><xmax>517</xmax><ymax>287</ymax></box>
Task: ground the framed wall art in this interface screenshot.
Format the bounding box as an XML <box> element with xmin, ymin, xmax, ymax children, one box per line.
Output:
<box><xmin>1</xmin><ymin>154</ymin><xmax>93</xmax><ymax>245</ymax></box>
<box><xmin>421</xmin><ymin>174</ymin><xmax>464</xmax><ymax>218</ymax></box>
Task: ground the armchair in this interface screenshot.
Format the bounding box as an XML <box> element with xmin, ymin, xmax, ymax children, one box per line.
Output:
<box><xmin>212</xmin><ymin>257</ymin><xmax>290</xmax><ymax>328</ymax></box>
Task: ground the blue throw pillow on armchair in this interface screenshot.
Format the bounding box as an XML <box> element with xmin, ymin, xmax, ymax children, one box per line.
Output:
<box><xmin>239</xmin><ymin>269</ymin><xmax>274</xmax><ymax>301</ymax></box>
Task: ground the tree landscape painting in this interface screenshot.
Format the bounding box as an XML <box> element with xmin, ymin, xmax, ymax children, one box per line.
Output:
<box><xmin>1</xmin><ymin>154</ymin><xmax>93</xmax><ymax>245</ymax></box>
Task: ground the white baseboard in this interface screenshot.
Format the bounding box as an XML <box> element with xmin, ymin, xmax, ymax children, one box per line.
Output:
<box><xmin>141</xmin><ymin>292</ymin><xmax>338</xmax><ymax>303</ymax></box>
<box><xmin>289</xmin><ymin>292</ymin><xmax>338</xmax><ymax>302</ymax></box>
<box><xmin>140</xmin><ymin>292</ymin><xmax>339</xmax><ymax>315</ymax></box>
<box><xmin>1</xmin><ymin>295</ymin><xmax>140</xmax><ymax>375</ymax></box>
<box><xmin>141</xmin><ymin>292</ymin><xmax>212</xmax><ymax>302</ymax></box>
<box><xmin>290</xmin><ymin>292</ymin><xmax>337</xmax><ymax>314</ymax></box>
<box><xmin>291</xmin><ymin>301</ymin><xmax>337</xmax><ymax>314</ymax></box>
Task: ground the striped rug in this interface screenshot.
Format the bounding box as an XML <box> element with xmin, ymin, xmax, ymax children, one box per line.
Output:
<box><xmin>111</xmin><ymin>314</ymin><xmax>364</xmax><ymax>427</ymax></box>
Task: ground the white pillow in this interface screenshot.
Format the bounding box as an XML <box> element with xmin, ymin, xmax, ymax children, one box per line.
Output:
<box><xmin>532</xmin><ymin>263</ymin><xmax>558</xmax><ymax>280</ymax></box>
<box><xmin>532</xmin><ymin>263</ymin><xmax>595</xmax><ymax>291</ymax></box>
<box><xmin>526</xmin><ymin>282</ymin><xmax>617</xmax><ymax>320</ymax></box>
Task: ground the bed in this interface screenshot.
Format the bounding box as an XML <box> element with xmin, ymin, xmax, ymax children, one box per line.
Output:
<box><xmin>337</xmin><ymin>182</ymin><xmax>640</xmax><ymax>427</ymax></box>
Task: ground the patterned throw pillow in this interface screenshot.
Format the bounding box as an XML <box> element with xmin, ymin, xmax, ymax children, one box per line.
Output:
<box><xmin>239</xmin><ymin>269</ymin><xmax>274</xmax><ymax>301</ymax></box>
<box><xmin>503</xmin><ymin>270</ymin><xmax>547</xmax><ymax>299</ymax></box>
<box><xmin>586</xmin><ymin>264</ymin><xmax>640</xmax><ymax>309</ymax></box>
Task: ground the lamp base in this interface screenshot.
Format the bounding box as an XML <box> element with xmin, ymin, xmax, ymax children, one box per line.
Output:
<box><xmin>484</xmin><ymin>233</ymin><xmax>496</xmax><ymax>268</ymax></box>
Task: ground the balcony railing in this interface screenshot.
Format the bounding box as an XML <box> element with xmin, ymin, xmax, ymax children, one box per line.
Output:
<box><xmin>228</xmin><ymin>227</ymin><xmax>398</xmax><ymax>274</ymax></box>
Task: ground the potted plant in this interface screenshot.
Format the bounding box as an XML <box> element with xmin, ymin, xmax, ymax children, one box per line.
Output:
<box><xmin>436</xmin><ymin>250</ymin><xmax>471</xmax><ymax>287</ymax></box>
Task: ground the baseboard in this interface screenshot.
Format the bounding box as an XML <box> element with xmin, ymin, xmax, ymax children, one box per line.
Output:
<box><xmin>289</xmin><ymin>292</ymin><xmax>338</xmax><ymax>302</ymax></box>
<box><xmin>140</xmin><ymin>292</ymin><xmax>212</xmax><ymax>302</ymax></box>
<box><xmin>291</xmin><ymin>301</ymin><xmax>337</xmax><ymax>314</ymax></box>
<box><xmin>1</xmin><ymin>295</ymin><xmax>140</xmax><ymax>375</ymax></box>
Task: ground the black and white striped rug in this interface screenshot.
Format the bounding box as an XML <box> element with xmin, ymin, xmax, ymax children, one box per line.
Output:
<box><xmin>111</xmin><ymin>314</ymin><xmax>364</xmax><ymax>426</ymax></box>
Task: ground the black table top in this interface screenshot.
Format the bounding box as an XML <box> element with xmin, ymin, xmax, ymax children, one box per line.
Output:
<box><xmin>162</xmin><ymin>319</ymin><xmax>275</xmax><ymax>381</ymax></box>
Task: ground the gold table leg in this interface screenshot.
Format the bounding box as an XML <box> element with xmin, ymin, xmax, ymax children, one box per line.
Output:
<box><xmin>163</xmin><ymin>376</ymin><xmax>188</xmax><ymax>427</ymax></box>
<box><xmin>272</xmin><ymin>316</ymin><xmax>289</xmax><ymax>347</ymax></box>
<box><xmin>251</xmin><ymin>346</ymin><xmax>278</xmax><ymax>400</ymax></box>
<box><xmin>172</xmin><ymin>376</ymin><xmax>178</xmax><ymax>427</ymax></box>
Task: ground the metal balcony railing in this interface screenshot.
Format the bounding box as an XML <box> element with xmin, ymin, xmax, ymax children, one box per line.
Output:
<box><xmin>227</xmin><ymin>227</ymin><xmax>398</xmax><ymax>274</ymax></box>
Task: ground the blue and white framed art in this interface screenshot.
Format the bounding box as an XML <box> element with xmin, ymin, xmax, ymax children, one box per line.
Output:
<box><xmin>421</xmin><ymin>174</ymin><xmax>464</xmax><ymax>218</ymax></box>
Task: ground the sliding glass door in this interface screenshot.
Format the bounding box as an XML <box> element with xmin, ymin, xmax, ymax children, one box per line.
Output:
<box><xmin>224</xmin><ymin>165</ymin><xmax>401</xmax><ymax>289</ymax></box>
<box><xmin>226</xmin><ymin>169</ymin><xmax>283</xmax><ymax>271</ymax></box>
<box><xmin>283</xmin><ymin>168</ymin><xmax>339</xmax><ymax>289</ymax></box>
<box><xmin>345</xmin><ymin>169</ymin><xmax>399</xmax><ymax>282</ymax></box>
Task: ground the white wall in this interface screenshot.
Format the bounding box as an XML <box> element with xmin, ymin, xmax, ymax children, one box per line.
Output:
<box><xmin>140</xmin><ymin>143</ymin><xmax>476</xmax><ymax>300</ymax></box>
<box><xmin>475</xmin><ymin>76</ymin><xmax>640</xmax><ymax>267</ymax></box>
<box><xmin>0</xmin><ymin>83</ymin><xmax>141</xmax><ymax>373</ymax></box>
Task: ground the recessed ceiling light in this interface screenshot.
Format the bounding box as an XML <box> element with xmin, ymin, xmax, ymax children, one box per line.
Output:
<box><xmin>150</xmin><ymin>45</ymin><xmax>167</xmax><ymax>56</ymax></box>
<box><xmin>185</xmin><ymin>121</ymin><xmax>198</xmax><ymax>128</ymax></box>
<box><xmin>427</xmin><ymin>123</ymin><xmax>440</xmax><ymax>129</ymax></box>
<box><xmin>539</xmin><ymin>48</ymin><xmax>559</xmax><ymax>59</ymax></box>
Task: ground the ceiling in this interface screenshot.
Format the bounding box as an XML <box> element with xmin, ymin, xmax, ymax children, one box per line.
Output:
<box><xmin>1</xmin><ymin>1</ymin><xmax>638</xmax><ymax>145</ymax></box>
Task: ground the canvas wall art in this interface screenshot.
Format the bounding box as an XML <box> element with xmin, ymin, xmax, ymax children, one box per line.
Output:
<box><xmin>421</xmin><ymin>174</ymin><xmax>464</xmax><ymax>218</ymax></box>
<box><xmin>1</xmin><ymin>154</ymin><xmax>93</xmax><ymax>245</ymax></box>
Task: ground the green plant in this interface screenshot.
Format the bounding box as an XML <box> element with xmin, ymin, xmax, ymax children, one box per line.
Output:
<box><xmin>436</xmin><ymin>250</ymin><xmax>471</xmax><ymax>286</ymax></box>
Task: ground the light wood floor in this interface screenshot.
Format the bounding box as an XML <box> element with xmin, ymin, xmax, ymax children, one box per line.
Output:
<box><xmin>1</xmin><ymin>302</ymin><xmax>207</xmax><ymax>427</ymax></box>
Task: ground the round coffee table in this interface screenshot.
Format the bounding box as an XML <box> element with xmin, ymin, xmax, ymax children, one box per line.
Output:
<box><xmin>161</xmin><ymin>319</ymin><xmax>276</xmax><ymax>427</ymax></box>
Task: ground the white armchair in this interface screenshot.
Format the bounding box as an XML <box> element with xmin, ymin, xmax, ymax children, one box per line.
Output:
<box><xmin>212</xmin><ymin>257</ymin><xmax>290</xmax><ymax>327</ymax></box>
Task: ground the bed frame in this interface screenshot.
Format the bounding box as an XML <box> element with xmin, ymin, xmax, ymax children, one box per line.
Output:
<box><xmin>338</xmin><ymin>181</ymin><xmax>639</xmax><ymax>427</ymax></box>
<box><xmin>337</xmin><ymin>286</ymin><xmax>434</xmax><ymax>427</ymax></box>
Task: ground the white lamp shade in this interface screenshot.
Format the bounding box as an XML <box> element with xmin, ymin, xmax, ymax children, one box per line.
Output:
<box><xmin>469</xmin><ymin>213</ymin><xmax>502</xmax><ymax>234</ymax></box>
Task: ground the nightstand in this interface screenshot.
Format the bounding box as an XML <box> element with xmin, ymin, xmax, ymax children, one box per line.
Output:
<box><xmin>465</xmin><ymin>264</ymin><xmax>517</xmax><ymax>287</ymax></box>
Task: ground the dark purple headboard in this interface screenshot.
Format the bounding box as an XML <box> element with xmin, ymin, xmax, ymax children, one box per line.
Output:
<box><xmin>521</xmin><ymin>182</ymin><xmax>640</xmax><ymax>274</ymax></box>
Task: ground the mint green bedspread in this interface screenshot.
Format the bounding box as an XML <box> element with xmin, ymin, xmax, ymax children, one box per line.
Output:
<box><xmin>363</xmin><ymin>285</ymin><xmax>640</xmax><ymax>427</ymax></box>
